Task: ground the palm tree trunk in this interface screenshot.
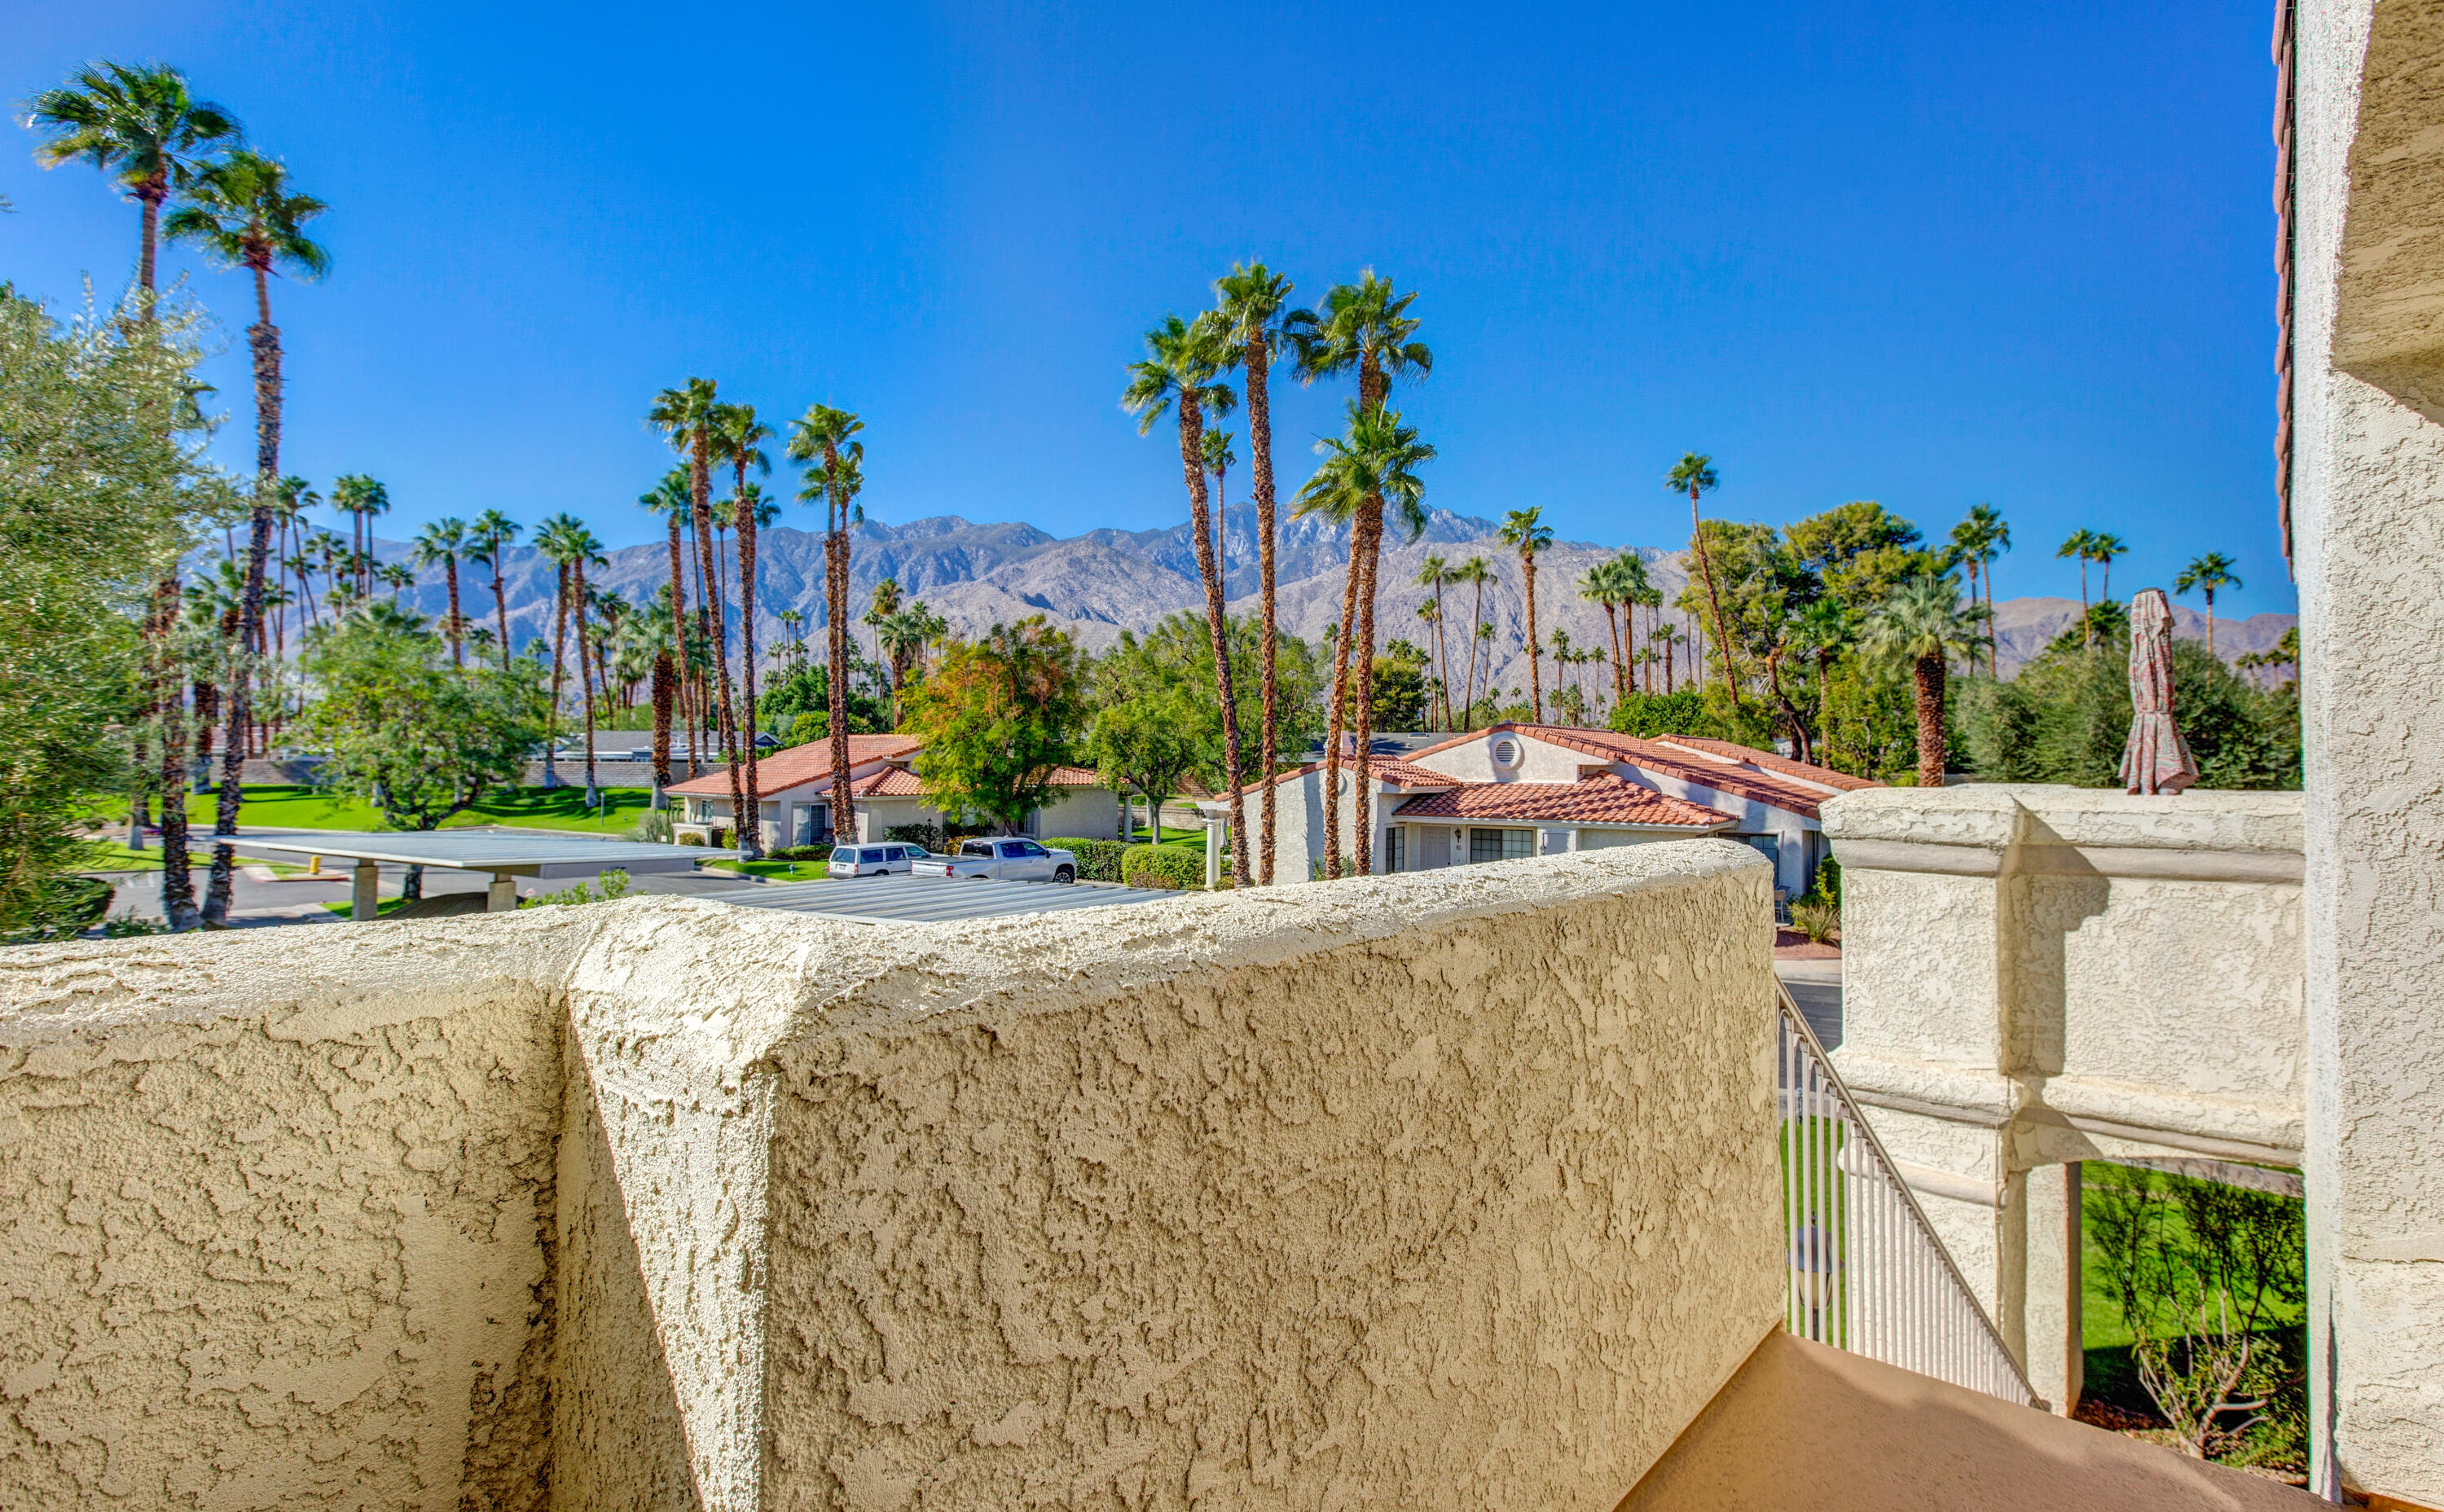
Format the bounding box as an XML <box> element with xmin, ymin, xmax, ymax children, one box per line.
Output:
<box><xmin>1522</xmin><ymin>552</ymin><xmax>1542</xmax><ymax>722</ymax></box>
<box><xmin>136</xmin><ymin>182</ymin><xmax>164</xmax><ymax>301</ymax></box>
<box><xmin>825</xmin><ymin>472</ymin><xmax>854</xmax><ymax>848</ymax></box>
<box><xmin>544</xmin><ymin>562</ymin><xmax>569</xmax><ymax>788</ymax></box>
<box><xmin>491</xmin><ymin>555</ymin><xmax>512</xmax><ymax>670</ymax></box>
<box><xmin>1604</xmin><ymin>604</ymin><xmax>1624</xmax><ymax>702</ymax></box>
<box><xmin>2204</xmin><ymin>588</ymin><xmax>2216</xmax><ymax>658</ymax></box>
<box><xmin>1911</xmin><ymin>653</ymin><xmax>1947</xmax><ymax>789</ymax></box>
<box><xmin>736</xmin><ymin>469</ymin><xmax>763</xmax><ymax>859</ymax></box>
<box><xmin>575</xmin><ymin>568</ymin><xmax>600</xmax><ymax>805</ymax></box>
<box><xmin>154</xmin><ymin>576</ymin><xmax>199</xmax><ymax>929</ymax></box>
<box><xmin>1352</xmin><ymin>502</ymin><xmax>1382</xmax><ymax>876</ymax></box>
<box><xmin>1321</xmin><ymin>539</ymin><xmax>1362</xmax><ymax>881</ymax></box>
<box><xmin>664</xmin><ymin>519</ymin><xmax>695</xmax><ymax>776</ymax></box>
<box><xmin>445</xmin><ymin>557</ymin><xmax>463</xmax><ymax>666</ymax></box>
<box><xmin>1176</xmin><ymin>399</ymin><xmax>1251</xmax><ymax>888</ymax></box>
<box><xmin>202</xmin><ymin>282</ymin><xmax>284</xmax><ymax>927</ymax></box>
<box><xmin>1689</xmin><ymin>495</ymin><xmax>1739</xmax><ymax>700</ymax></box>
<box><xmin>1985</xmin><ymin>556</ymin><xmax>2000</xmax><ymax>678</ymax></box>
<box><xmin>1466</xmin><ymin>577</ymin><xmax>1485</xmax><ymax>722</ymax></box>
<box><xmin>650</xmin><ymin>650</ymin><xmax>675</xmax><ymax>802</ymax></box>
<box><xmin>688</xmin><ymin>437</ymin><xmax>745</xmax><ymax>835</ymax></box>
<box><xmin>1767</xmin><ymin>645</ymin><xmax>1812</xmax><ymax>766</ymax></box>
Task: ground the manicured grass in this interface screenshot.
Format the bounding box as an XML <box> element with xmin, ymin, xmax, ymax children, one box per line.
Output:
<box><xmin>77</xmin><ymin>838</ymin><xmax>308</xmax><ymax>874</ymax></box>
<box><xmin>101</xmin><ymin>785</ymin><xmax>661</xmax><ymax>837</ymax></box>
<box><xmin>1126</xmin><ymin>827</ymin><xmax>1206</xmax><ymax>850</ymax></box>
<box><xmin>704</xmin><ymin>859</ymin><xmax>832</xmax><ymax>882</ymax></box>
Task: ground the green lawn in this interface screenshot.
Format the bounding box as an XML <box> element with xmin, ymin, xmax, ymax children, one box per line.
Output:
<box><xmin>79</xmin><ymin>838</ymin><xmax>310</xmax><ymax>874</ymax></box>
<box><xmin>1127</xmin><ymin>827</ymin><xmax>1206</xmax><ymax>850</ymax></box>
<box><xmin>100</xmin><ymin>785</ymin><xmax>661</xmax><ymax>837</ymax></box>
<box><xmin>703</xmin><ymin>859</ymin><xmax>832</xmax><ymax>882</ymax></box>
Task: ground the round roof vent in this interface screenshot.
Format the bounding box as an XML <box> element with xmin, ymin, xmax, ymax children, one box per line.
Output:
<box><xmin>1491</xmin><ymin>736</ymin><xmax>1522</xmax><ymax>770</ymax></box>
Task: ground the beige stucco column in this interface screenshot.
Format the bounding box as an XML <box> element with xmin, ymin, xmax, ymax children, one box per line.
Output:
<box><xmin>350</xmin><ymin>858</ymin><xmax>380</xmax><ymax>921</ymax></box>
<box><xmin>2294</xmin><ymin>0</ymin><xmax>2444</xmax><ymax>1497</ymax></box>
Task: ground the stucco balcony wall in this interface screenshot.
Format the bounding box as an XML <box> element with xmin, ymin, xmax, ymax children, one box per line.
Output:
<box><xmin>2</xmin><ymin>841</ymin><xmax>1782</xmax><ymax>1511</ymax></box>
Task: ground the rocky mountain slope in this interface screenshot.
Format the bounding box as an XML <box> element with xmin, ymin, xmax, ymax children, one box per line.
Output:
<box><xmin>365</xmin><ymin>510</ymin><xmax>2295</xmax><ymax>693</ymax></box>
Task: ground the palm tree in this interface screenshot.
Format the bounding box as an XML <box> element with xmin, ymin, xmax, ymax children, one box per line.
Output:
<box><xmin>865</xmin><ymin>576</ymin><xmax>903</xmax><ymax>673</ymax></box>
<box><xmin>2057</xmin><ymin>528</ymin><xmax>2103</xmax><ymax>647</ymax></box>
<box><xmin>332</xmin><ymin>475</ymin><xmax>388</xmax><ymax>596</ymax></box>
<box><xmin>1125</xmin><ymin>312</ymin><xmax>1251</xmax><ymax>887</ymax></box>
<box><xmin>1288</xmin><ymin>270</ymin><xmax>1432</xmax><ymax>875</ymax></box>
<box><xmin>26</xmin><ymin>61</ymin><xmax>240</xmax><ymax>303</ymax></box>
<box><xmin>1949</xmin><ymin>504</ymin><xmax>2011</xmax><ymax>675</ymax></box>
<box><xmin>1580</xmin><ymin>558</ymin><xmax>1630</xmax><ymax>704</ymax></box>
<box><xmin>410</xmin><ymin>518</ymin><xmax>470</xmax><ymax>663</ymax></box>
<box><xmin>711</xmin><ymin>403</ymin><xmax>774</xmax><ymax>859</ymax></box>
<box><xmin>1214</xmin><ymin>261</ymin><xmax>1299</xmax><ymax>884</ymax></box>
<box><xmin>376</xmin><ymin>561</ymin><xmax>414</xmax><ymax>602</ymax></box>
<box><xmin>1665</xmin><ymin>453</ymin><xmax>1738</xmax><ymax>701</ymax></box>
<box><xmin>160</xmin><ymin>148</ymin><xmax>330</xmax><ymax>923</ymax></box>
<box><xmin>1202</xmin><ymin>428</ymin><xmax>1239</xmax><ymax>602</ymax></box>
<box><xmin>1790</xmin><ymin>598</ymin><xmax>1850</xmax><ymax>767</ymax></box>
<box><xmin>465</xmin><ymin>509</ymin><xmax>521</xmax><ymax>671</ymax></box>
<box><xmin>651</xmin><ymin>379</ymin><xmax>749</xmax><ymax>830</ymax></box>
<box><xmin>1498</xmin><ymin>508</ymin><xmax>1556</xmax><ymax>723</ymax></box>
<box><xmin>2174</xmin><ymin>552</ymin><xmax>2243</xmax><ymax>659</ymax></box>
<box><xmin>2090</xmin><ymin>532</ymin><xmax>2128</xmax><ymax>607</ymax></box>
<box><xmin>1447</xmin><ymin>556</ymin><xmax>1493</xmax><ymax>723</ymax></box>
<box><xmin>634</xmin><ymin>468</ymin><xmax>695</xmax><ymax>786</ymax></box>
<box><xmin>557</xmin><ymin>521</ymin><xmax>609</xmax><ymax>806</ymax></box>
<box><xmin>1860</xmin><ymin>574</ymin><xmax>1981</xmax><ymax>789</ymax></box>
<box><xmin>1295</xmin><ymin>404</ymin><xmax>1435</xmax><ymax>878</ymax></box>
<box><xmin>1415</xmin><ymin>555</ymin><xmax>1451</xmax><ymax>729</ymax></box>
<box><xmin>788</xmin><ymin>403</ymin><xmax>866</xmax><ymax>844</ymax></box>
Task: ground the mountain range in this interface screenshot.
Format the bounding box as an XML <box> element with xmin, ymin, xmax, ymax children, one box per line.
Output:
<box><xmin>358</xmin><ymin>510</ymin><xmax>2297</xmax><ymax>693</ymax></box>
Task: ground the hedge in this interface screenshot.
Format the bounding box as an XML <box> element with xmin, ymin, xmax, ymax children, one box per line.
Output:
<box><xmin>1043</xmin><ymin>837</ymin><xmax>1127</xmax><ymax>882</ymax></box>
<box><xmin>768</xmin><ymin>844</ymin><xmax>834</xmax><ymax>863</ymax></box>
<box><xmin>1121</xmin><ymin>843</ymin><xmax>1209</xmax><ymax>891</ymax></box>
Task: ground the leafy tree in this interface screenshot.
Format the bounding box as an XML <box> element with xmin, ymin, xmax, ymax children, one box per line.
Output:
<box><xmin>297</xmin><ymin>614</ymin><xmax>547</xmax><ymax>882</ymax></box>
<box><xmin>0</xmin><ymin>288</ymin><xmax>218</xmax><ymax>930</ymax></box>
<box><xmin>762</xmin><ymin>655</ymin><xmax>890</xmax><ymax>736</ymax></box>
<box><xmin>1784</xmin><ymin>501</ymin><xmax>1933</xmax><ymax>611</ymax></box>
<box><xmin>902</xmin><ymin>618</ymin><xmax>1086</xmax><ymax>834</ymax></box>
<box><xmin>1957</xmin><ymin>636</ymin><xmax>2299</xmax><ymax>789</ymax></box>
<box><xmin>1089</xmin><ymin>613</ymin><xmax>1325</xmax><ymax>837</ymax></box>
<box><xmin>1368</xmin><ymin>653</ymin><xmax>1426</xmax><ymax>731</ymax></box>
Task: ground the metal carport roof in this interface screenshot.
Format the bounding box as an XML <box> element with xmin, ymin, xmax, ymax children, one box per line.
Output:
<box><xmin>698</xmin><ymin>874</ymin><xmax>1174</xmax><ymax>925</ymax></box>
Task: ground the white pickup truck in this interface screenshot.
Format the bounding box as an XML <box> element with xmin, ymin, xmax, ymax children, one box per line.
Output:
<box><xmin>911</xmin><ymin>837</ymin><xmax>1077</xmax><ymax>883</ymax></box>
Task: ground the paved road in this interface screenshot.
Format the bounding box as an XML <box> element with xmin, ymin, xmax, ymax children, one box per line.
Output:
<box><xmin>96</xmin><ymin>859</ymin><xmax>747</xmax><ymax>929</ymax></box>
<box><xmin>1774</xmin><ymin>956</ymin><xmax>1844</xmax><ymax>1049</ymax></box>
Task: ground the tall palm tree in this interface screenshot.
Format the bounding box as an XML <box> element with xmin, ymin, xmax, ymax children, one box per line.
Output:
<box><xmin>788</xmin><ymin>403</ymin><xmax>865</xmax><ymax>844</ymax></box>
<box><xmin>2090</xmin><ymin>531</ymin><xmax>2128</xmax><ymax>606</ymax></box>
<box><xmin>270</xmin><ymin>476</ymin><xmax>317</xmax><ymax>635</ymax></box>
<box><xmin>1580</xmin><ymin>558</ymin><xmax>1629</xmax><ymax>703</ymax></box>
<box><xmin>411</xmin><ymin>518</ymin><xmax>470</xmax><ymax>664</ymax></box>
<box><xmin>376</xmin><ymin>561</ymin><xmax>414</xmax><ymax>602</ymax></box>
<box><xmin>711</xmin><ymin>402</ymin><xmax>774</xmax><ymax>859</ymax></box>
<box><xmin>1202</xmin><ymin>428</ymin><xmax>1238</xmax><ymax>602</ymax></box>
<box><xmin>1498</xmin><ymin>508</ymin><xmax>1556</xmax><ymax>723</ymax></box>
<box><xmin>1295</xmin><ymin>405</ymin><xmax>1435</xmax><ymax>878</ymax></box>
<box><xmin>1213</xmin><ymin>261</ymin><xmax>1298</xmax><ymax>884</ymax></box>
<box><xmin>1790</xmin><ymin>598</ymin><xmax>1851</xmax><ymax>767</ymax></box>
<box><xmin>1949</xmin><ymin>504</ymin><xmax>2010</xmax><ymax>676</ymax></box>
<box><xmin>864</xmin><ymin>578</ymin><xmax>903</xmax><ymax>721</ymax></box>
<box><xmin>25</xmin><ymin>61</ymin><xmax>240</xmax><ymax>302</ymax></box>
<box><xmin>1288</xmin><ymin>270</ymin><xmax>1432</xmax><ymax>875</ymax></box>
<box><xmin>650</xmin><ymin>379</ymin><xmax>746</xmax><ymax>829</ymax></box>
<box><xmin>635</xmin><ymin>468</ymin><xmax>695</xmax><ymax>784</ymax></box>
<box><xmin>332</xmin><ymin>474</ymin><xmax>388</xmax><ymax>596</ymax></box>
<box><xmin>1415</xmin><ymin>555</ymin><xmax>1451</xmax><ymax>729</ymax></box>
<box><xmin>557</xmin><ymin>521</ymin><xmax>609</xmax><ymax>807</ymax></box>
<box><xmin>1618</xmin><ymin>554</ymin><xmax>1658</xmax><ymax>693</ymax></box>
<box><xmin>1860</xmin><ymin>574</ymin><xmax>1981</xmax><ymax>789</ymax></box>
<box><xmin>2058</xmin><ymin>528</ymin><xmax>2100</xmax><ymax>647</ymax></box>
<box><xmin>1124</xmin><ymin>312</ymin><xmax>1251</xmax><ymax>887</ymax></box>
<box><xmin>533</xmin><ymin>515</ymin><xmax>582</xmax><ymax>789</ymax></box>
<box><xmin>1448</xmin><ymin>556</ymin><xmax>1493</xmax><ymax>724</ymax></box>
<box><xmin>1665</xmin><ymin>453</ymin><xmax>1738</xmax><ymax>701</ymax></box>
<box><xmin>2174</xmin><ymin>552</ymin><xmax>2243</xmax><ymax>658</ymax></box>
<box><xmin>161</xmin><ymin>148</ymin><xmax>330</xmax><ymax>924</ymax></box>
<box><xmin>466</xmin><ymin>509</ymin><xmax>521</xmax><ymax>670</ymax></box>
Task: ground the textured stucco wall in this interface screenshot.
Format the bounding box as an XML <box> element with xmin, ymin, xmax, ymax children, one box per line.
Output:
<box><xmin>0</xmin><ymin>918</ymin><xmax>579</xmax><ymax>1510</ymax></box>
<box><xmin>565</xmin><ymin>842</ymin><xmax>1783</xmax><ymax>1512</ymax></box>
<box><xmin>4</xmin><ymin>841</ymin><xmax>1782</xmax><ymax>1511</ymax></box>
<box><xmin>2297</xmin><ymin>0</ymin><xmax>2444</xmax><ymax>1497</ymax></box>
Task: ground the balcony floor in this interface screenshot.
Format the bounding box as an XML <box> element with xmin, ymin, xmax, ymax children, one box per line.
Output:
<box><xmin>1615</xmin><ymin>1331</ymin><xmax>2319</xmax><ymax>1511</ymax></box>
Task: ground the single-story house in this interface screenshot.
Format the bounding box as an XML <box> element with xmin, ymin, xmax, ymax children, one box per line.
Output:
<box><xmin>1241</xmin><ymin>723</ymin><xmax>1878</xmax><ymax>898</ymax></box>
<box><xmin>668</xmin><ymin>736</ymin><xmax>1121</xmax><ymax>849</ymax></box>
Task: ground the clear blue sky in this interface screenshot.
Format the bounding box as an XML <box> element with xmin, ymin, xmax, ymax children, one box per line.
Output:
<box><xmin>5</xmin><ymin>0</ymin><xmax>2298</xmax><ymax>616</ymax></box>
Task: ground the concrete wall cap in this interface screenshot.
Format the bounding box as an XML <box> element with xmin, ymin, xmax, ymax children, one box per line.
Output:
<box><xmin>1820</xmin><ymin>785</ymin><xmax>2302</xmax><ymax>860</ymax></box>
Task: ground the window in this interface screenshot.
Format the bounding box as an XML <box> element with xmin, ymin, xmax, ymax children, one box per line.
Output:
<box><xmin>1000</xmin><ymin>842</ymin><xmax>1028</xmax><ymax>857</ymax></box>
<box><xmin>961</xmin><ymin>841</ymin><xmax>995</xmax><ymax>857</ymax></box>
<box><xmin>1018</xmin><ymin>841</ymin><xmax>1048</xmax><ymax>856</ymax></box>
<box><xmin>1469</xmin><ymin>828</ymin><xmax>1533</xmax><ymax>864</ymax></box>
<box><xmin>1387</xmin><ymin>829</ymin><xmax>1405</xmax><ymax>872</ymax></box>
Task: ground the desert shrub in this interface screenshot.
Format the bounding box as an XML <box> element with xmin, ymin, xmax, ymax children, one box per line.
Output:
<box><xmin>883</xmin><ymin>823</ymin><xmax>944</xmax><ymax>855</ymax></box>
<box><xmin>522</xmin><ymin>869</ymin><xmax>631</xmax><ymax>908</ymax></box>
<box><xmin>1122</xmin><ymin>843</ymin><xmax>1206</xmax><ymax>891</ymax></box>
<box><xmin>1790</xmin><ymin>899</ymin><xmax>1840</xmax><ymax>943</ymax></box>
<box><xmin>629</xmin><ymin>808</ymin><xmax>675</xmax><ymax>843</ymax></box>
<box><xmin>1044</xmin><ymin>837</ymin><xmax>1127</xmax><ymax>881</ymax></box>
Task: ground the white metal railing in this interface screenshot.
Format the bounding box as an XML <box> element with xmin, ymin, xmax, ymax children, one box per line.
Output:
<box><xmin>1778</xmin><ymin>982</ymin><xmax>2043</xmax><ymax>1409</ymax></box>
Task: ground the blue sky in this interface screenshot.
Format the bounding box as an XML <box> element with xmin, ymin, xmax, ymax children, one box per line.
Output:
<box><xmin>5</xmin><ymin>0</ymin><xmax>2297</xmax><ymax>616</ymax></box>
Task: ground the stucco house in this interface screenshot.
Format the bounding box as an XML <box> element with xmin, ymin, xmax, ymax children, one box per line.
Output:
<box><xmin>666</xmin><ymin>735</ymin><xmax>1120</xmax><ymax>848</ymax></box>
<box><xmin>1246</xmin><ymin>723</ymin><xmax>1876</xmax><ymax>897</ymax></box>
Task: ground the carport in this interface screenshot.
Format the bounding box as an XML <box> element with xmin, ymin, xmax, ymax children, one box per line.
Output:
<box><xmin>194</xmin><ymin>829</ymin><xmax>736</xmax><ymax>920</ymax></box>
<box><xmin>701</xmin><ymin>873</ymin><xmax>1173</xmax><ymax>924</ymax></box>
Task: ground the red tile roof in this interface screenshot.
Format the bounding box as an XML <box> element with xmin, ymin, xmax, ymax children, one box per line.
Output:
<box><xmin>1391</xmin><ymin>775</ymin><xmax>1735</xmax><ymax>829</ymax></box>
<box><xmin>1648</xmin><ymin>735</ymin><xmax>1879</xmax><ymax>793</ymax></box>
<box><xmin>1500</xmin><ymin>725</ymin><xmax>1875</xmax><ymax>820</ymax></box>
<box><xmin>666</xmin><ymin>735</ymin><xmax>923</xmax><ymax>798</ymax></box>
<box><xmin>690</xmin><ymin>753</ymin><xmax>1108</xmax><ymax>803</ymax></box>
<box><xmin>1257</xmin><ymin>754</ymin><xmax>1460</xmax><ymax>791</ymax></box>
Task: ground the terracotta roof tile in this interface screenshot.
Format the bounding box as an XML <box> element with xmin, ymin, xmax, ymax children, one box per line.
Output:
<box><xmin>1502</xmin><ymin>724</ymin><xmax>1875</xmax><ymax>820</ymax></box>
<box><xmin>666</xmin><ymin>735</ymin><xmax>922</xmax><ymax>797</ymax></box>
<box><xmin>1649</xmin><ymin>735</ymin><xmax>1879</xmax><ymax>793</ymax></box>
<box><xmin>1392</xmin><ymin>776</ymin><xmax>1735</xmax><ymax>829</ymax></box>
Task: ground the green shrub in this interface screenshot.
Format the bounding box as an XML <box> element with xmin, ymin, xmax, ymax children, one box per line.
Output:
<box><xmin>522</xmin><ymin>868</ymin><xmax>631</xmax><ymax>908</ymax></box>
<box><xmin>768</xmin><ymin>844</ymin><xmax>834</xmax><ymax>863</ymax></box>
<box><xmin>1122</xmin><ymin>843</ymin><xmax>1207</xmax><ymax>891</ymax></box>
<box><xmin>1790</xmin><ymin>899</ymin><xmax>1840</xmax><ymax>943</ymax></box>
<box><xmin>883</xmin><ymin>823</ymin><xmax>944</xmax><ymax>855</ymax></box>
<box><xmin>1044</xmin><ymin>837</ymin><xmax>1127</xmax><ymax>881</ymax></box>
